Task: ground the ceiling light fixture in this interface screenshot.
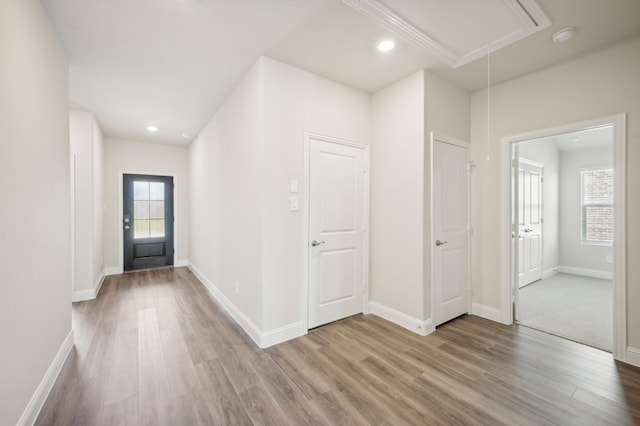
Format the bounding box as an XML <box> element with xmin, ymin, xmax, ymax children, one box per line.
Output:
<box><xmin>181</xmin><ymin>132</ymin><xmax>190</xmax><ymax>139</ymax></box>
<box><xmin>551</xmin><ymin>27</ymin><xmax>575</xmax><ymax>44</ymax></box>
<box><xmin>377</xmin><ymin>39</ymin><xmax>395</xmax><ymax>52</ymax></box>
<box><xmin>146</xmin><ymin>125</ymin><xmax>158</xmax><ymax>132</ymax></box>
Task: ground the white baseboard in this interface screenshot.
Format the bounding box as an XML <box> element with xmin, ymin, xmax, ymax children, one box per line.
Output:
<box><xmin>626</xmin><ymin>347</ymin><xmax>640</xmax><ymax>368</ymax></box>
<box><xmin>175</xmin><ymin>259</ymin><xmax>189</xmax><ymax>268</ymax></box>
<box><xmin>188</xmin><ymin>262</ymin><xmax>305</xmax><ymax>348</ymax></box>
<box><xmin>368</xmin><ymin>301</ymin><xmax>434</xmax><ymax>336</ymax></box>
<box><xmin>104</xmin><ymin>266</ymin><xmax>122</xmax><ymax>276</ymax></box>
<box><xmin>72</xmin><ymin>271</ymin><xmax>105</xmax><ymax>302</ymax></box>
<box><xmin>17</xmin><ymin>330</ymin><xmax>74</xmax><ymax>426</ymax></box>
<box><xmin>471</xmin><ymin>303</ymin><xmax>504</xmax><ymax>323</ymax></box>
<box><xmin>261</xmin><ymin>321</ymin><xmax>306</xmax><ymax>348</ymax></box>
<box><xmin>542</xmin><ymin>268</ymin><xmax>558</xmax><ymax>280</ymax></box>
<box><xmin>557</xmin><ymin>266</ymin><xmax>613</xmax><ymax>280</ymax></box>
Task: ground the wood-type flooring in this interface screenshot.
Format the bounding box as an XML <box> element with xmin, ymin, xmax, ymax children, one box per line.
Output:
<box><xmin>36</xmin><ymin>267</ymin><xmax>640</xmax><ymax>425</ymax></box>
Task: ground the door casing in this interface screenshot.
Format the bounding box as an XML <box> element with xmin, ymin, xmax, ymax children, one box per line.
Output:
<box><xmin>303</xmin><ymin>132</ymin><xmax>370</xmax><ymax>331</ymax></box>
<box><xmin>501</xmin><ymin>114</ymin><xmax>627</xmax><ymax>361</ymax></box>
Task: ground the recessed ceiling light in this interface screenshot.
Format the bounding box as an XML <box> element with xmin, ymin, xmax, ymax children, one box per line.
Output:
<box><xmin>146</xmin><ymin>125</ymin><xmax>158</xmax><ymax>132</ymax></box>
<box><xmin>551</xmin><ymin>27</ymin><xmax>575</xmax><ymax>44</ymax></box>
<box><xmin>377</xmin><ymin>39</ymin><xmax>395</xmax><ymax>52</ymax></box>
<box><xmin>181</xmin><ymin>132</ymin><xmax>190</xmax><ymax>139</ymax></box>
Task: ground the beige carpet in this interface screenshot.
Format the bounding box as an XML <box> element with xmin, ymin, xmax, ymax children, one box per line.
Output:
<box><xmin>517</xmin><ymin>273</ymin><xmax>612</xmax><ymax>352</ymax></box>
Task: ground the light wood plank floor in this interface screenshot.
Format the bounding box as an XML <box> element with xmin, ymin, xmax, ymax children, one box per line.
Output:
<box><xmin>36</xmin><ymin>267</ymin><xmax>640</xmax><ymax>425</ymax></box>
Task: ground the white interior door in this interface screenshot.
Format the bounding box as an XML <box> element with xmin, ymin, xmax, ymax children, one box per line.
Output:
<box><xmin>433</xmin><ymin>138</ymin><xmax>469</xmax><ymax>326</ymax></box>
<box><xmin>308</xmin><ymin>138</ymin><xmax>367</xmax><ymax>329</ymax></box>
<box><xmin>518</xmin><ymin>159</ymin><xmax>543</xmax><ymax>288</ymax></box>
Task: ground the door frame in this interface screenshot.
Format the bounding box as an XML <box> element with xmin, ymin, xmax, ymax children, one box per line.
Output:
<box><xmin>302</xmin><ymin>132</ymin><xmax>370</xmax><ymax>332</ymax></box>
<box><xmin>116</xmin><ymin>170</ymin><xmax>180</xmax><ymax>274</ymax></box>
<box><xmin>430</xmin><ymin>132</ymin><xmax>472</xmax><ymax>325</ymax></box>
<box><xmin>501</xmin><ymin>114</ymin><xmax>626</xmax><ymax>361</ymax></box>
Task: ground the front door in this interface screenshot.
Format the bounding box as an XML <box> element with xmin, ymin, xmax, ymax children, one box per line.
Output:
<box><xmin>308</xmin><ymin>137</ymin><xmax>367</xmax><ymax>329</ymax></box>
<box><xmin>433</xmin><ymin>137</ymin><xmax>469</xmax><ymax>326</ymax></box>
<box><xmin>517</xmin><ymin>159</ymin><xmax>543</xmax><ymax>288</ymax></box>
<box><xmin>123</xmin><ymin>174</ymin><xmax>174</xmax><ymax>271</ymax></box>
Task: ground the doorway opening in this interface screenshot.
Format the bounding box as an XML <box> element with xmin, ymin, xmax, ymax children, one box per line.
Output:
<box><xmin>503</xmin><ymin>114</ymin><xmax>626</xmax><ymax>360</ymax></box>
<box><xmin>123</xmin><ymin>174</ymin><xmax>174</xmax><ymax>271</ymax></box>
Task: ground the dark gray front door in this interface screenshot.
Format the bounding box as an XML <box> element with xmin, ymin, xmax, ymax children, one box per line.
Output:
<box><xmin>123</xmin><ymin>174</ymin><xmax>174</xmax><ymax>271</ymax></box>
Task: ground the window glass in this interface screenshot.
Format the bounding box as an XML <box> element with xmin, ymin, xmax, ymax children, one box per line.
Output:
<box><xmin>133</xmin><ymin>181</ymin><xmax>165</xmax><ymax>239</ymax></box>
<box><xmin>581</xmin><ymin>168</ymin><xmax>613</xmax><ymax>245</ymax></box>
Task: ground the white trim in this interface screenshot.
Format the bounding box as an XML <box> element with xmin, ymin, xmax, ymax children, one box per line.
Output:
<box><xmin>17</xmin><ymin>330</ymin><xmax>74</xmax><ymax>426</ymax></box>
<box><xmin>118</xmin><ymin>171</ymin><xmax>180</xmax><ymax>272</ymax></box>
<box><xmin>542</xmin><ymin>268</ymin><xmax>558</xmax><ymax>280</ymax></box>
<box><xmin>189</xmin><ymin>261</ymin><xmax>305</xmax><ymax>348</ymax></box>
<box><xmin>72</xmin><ymin>271</ymin><xmax>105</xmax><ymax>302</ymax></box>
<box><xmin>502</xmin><ymin>114</ymin><xmax>627</xmax><ymax>362</ymax></box>
<box><xmin>557</xmin><ymin>266</ymin><xmax>613</xmax><ymax>281</ymax></box>
<box><xmin>303</xmin><ymin>132</ymin><xmax>370</xmax><ymax>331</ymax></box>
<box><xmin>519</xmin><ymin>157</ymin><xmax>544</xmax><ymax>168</ymax></box>
<box><xmin>342</xmin><ymin>0</ymin><xmax>549</xmax><ymax>68</ymax></box>
<box><xmin>612</xmin><ymin>114</ymin><xmax>627</xmax><ymax>363</ymax></box>
<box><xmin>626</xmin><ymin>347</ymin><xmax>640</xmax><ymax>368</ymax></box>
<box><xmin>471</xmin><ymin>303</ymin><xmax>503</xmax><ymax>323</ymax></box>
<box><xmin>105</xmin><ymin>266</ymin><xmax>122</xmax><ymax>276</ymax></box>
<box><xmin>189</xmin><ymin>262</ymin><xmax>262</xmax><ymax>346</ymax></box>
<box><xmin>70</xmin><ymin>154</ymin><xmax>76</xmax><ymax>302</ymax></box>
<box><xmin>261</xmin><ymin>322</ymin><xmax>306</xmax><ymax>348</ymax></box>
<box><xmin>369</xmin><ymin>301</ymin><xmax>435</xmax><ymax>336</ymax></box>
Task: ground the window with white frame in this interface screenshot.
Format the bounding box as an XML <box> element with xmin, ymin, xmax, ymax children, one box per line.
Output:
<box><xmin>581</xmin><ymin>167</ymin><xmax>613</xmax><ymax>245</ymax></box>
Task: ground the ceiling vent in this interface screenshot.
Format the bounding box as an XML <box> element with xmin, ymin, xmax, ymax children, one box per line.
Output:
<box><xmin>343</xmin><ymin>0</ymin><xmax>551</xmax><ymax>68</ymax></box>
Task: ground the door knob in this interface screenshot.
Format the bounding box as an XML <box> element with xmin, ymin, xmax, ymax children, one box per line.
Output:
<box><xmin>311</xmin><ymin>240</ymin><xmax>326</xmax><ymax>247</ymax></box>
<box><xmin>435</xmin><ymin>240</ymin><xmax>448</xmax><ymax>246</ymax></box>
<box><xmin>523</xmin><ymin>228</ymin><xmax>533</xmax><ymax>233</ymax></box>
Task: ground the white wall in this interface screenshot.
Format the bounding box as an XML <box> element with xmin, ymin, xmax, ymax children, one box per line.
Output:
<box><xmin>189</xmin><ymin>57</ymin><xmax>370</xmax><ymax>340</ymax></box>
<box><xmin>370</xmin><ymin>70</ymin><xmax>426</xmax><ymax>321</ymax></box>
<box><xmin>369</xmin><ymin>70</ymin><xmax>470</xmax><ymax>327</ymax></box>
<box><xmin>559</xmin><ymin>146</ymin><xmax>612</xmax><ymax>274</ymax></box>
<box><xmin>261</xmin><ymin>57</ymin><xmax>371</xmax><ymax>331</ymax></box>
<box><xmin>93</xmin><ymin>120</ymin><xmax>104</xmax><ymax>286</ymax></box>
<box><xmin>518</xmin><ymin>139</ymin><xmax>560</xmax><ymax>276</ymax></box>
<box><xmin>70</xmin><ymin>110</ymin><xmax>104</xmax><ymax>299</ymax></box>
<box><xmin>189</xmin><ymin>59</ymin><xmax>265</xmax><ymax>329</ymax></box>
<box><xmin>0</xmin><ymin>1</ymin><xmax>72</xmax><ymax>424</ymax></box>
<box><xmin>470</xmin><ymin>35</ymin><xmax>640</xmax><ymax>349</ymax></box>
<box><xmin>424</xmin><ymin>71</ymin><xmax>470</xmax><ymax>319</ymax></box>
<box><xmin>103</xmin><ymin>138</ymin><xmax>189</xmax><ymax>272</ymax></box>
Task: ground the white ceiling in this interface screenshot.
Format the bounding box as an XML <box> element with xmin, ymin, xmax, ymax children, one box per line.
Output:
<box><xmin>524</xmin><ymin>125</ymin><xmax>613</xmax><ymax>152</ymax></box>
<box><xmin>41</xmin><ymin>0</ymin><xmax>640</xmax><ymax>146</ymax></box>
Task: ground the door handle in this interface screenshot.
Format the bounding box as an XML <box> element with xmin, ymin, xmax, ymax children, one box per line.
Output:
<box><xmin>435</xmin><ymin>240</ymin><xmax>448</xmax><ymax>246</ymax></box>
<box><xmin>311</xmin><ymin>240</ymin><xmax>326</xmax><ymax>247</ymax></box>
<box><xmin>523</xmin><ymin>228</ymin><xmax>533</xmax><ymax>233</ymax></box>
<box><xmin>124</xmin><ymin>225</ymin><xmax>130</xmax><ymax>230</ymax></box>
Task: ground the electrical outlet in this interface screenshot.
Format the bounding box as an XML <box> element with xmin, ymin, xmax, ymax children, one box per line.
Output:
<box><xmin>235</xmin><ymin>281</ymin><xmax>240</xmax><ymax>295</ymax></box>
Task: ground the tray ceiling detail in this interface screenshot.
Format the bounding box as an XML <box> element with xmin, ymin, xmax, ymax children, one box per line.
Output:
<box><xmin>343</xmin><ymin>0</ymin><xmax>551</xmax><ymax>68</ymax></box>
